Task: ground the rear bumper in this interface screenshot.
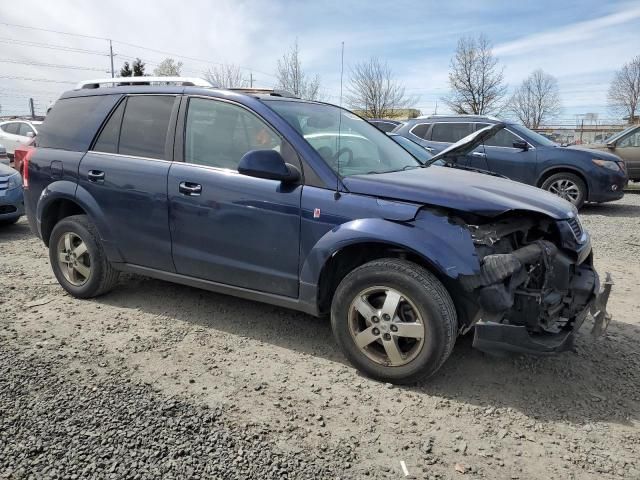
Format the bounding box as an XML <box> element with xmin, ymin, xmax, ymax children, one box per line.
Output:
<box><xmin>473</xmin><ymin>272</ymin><xmax>613</xmax><ymax>355</ymax></box>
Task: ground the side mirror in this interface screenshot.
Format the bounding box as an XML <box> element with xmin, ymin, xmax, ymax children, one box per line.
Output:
<box><xmin>26</xmin><ymin>131</ymin><xmax>34</xmax><ymax>138</ymax></box>
<box><xmin>606</xmin><ymin>142</ymin><xmax>616</xmax><ymax>149</ymax></box>
<box><xmin>238</xmin><ymin>149</ymin><xmax>300</xmax><ymax>183</ymax></box>
<box><xmin>512</xmin><ymin>140</ymin><xmax>528</xmax><ymax>151</ymax></box>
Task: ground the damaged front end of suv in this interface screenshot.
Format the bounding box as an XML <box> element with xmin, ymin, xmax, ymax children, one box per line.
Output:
<box><xmin>457</xmin><ymin>211</ymin><xmax>613</xmax><ymax>354</ymax></box>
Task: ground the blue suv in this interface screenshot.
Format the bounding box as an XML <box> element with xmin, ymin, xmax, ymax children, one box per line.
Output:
<box><xmin>24</xmin><ymin>78</ymin><xmax>612</xmax><ymax>384</ymax></box>
<box><xmin>393</xmin><ymin>115</ymin><xmax>628</xmax><ymax>208</ymax></box>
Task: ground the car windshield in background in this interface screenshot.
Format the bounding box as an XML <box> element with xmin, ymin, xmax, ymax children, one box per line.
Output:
<box><xmin>387</xmin><ymin>134</ymin><xmax>439</xmax><ymax>164</ymax></box>
<box><xmin>265</xmin><ymin>100</ymin><xmax>420</xmax><ymax>176</ymax></box>
<box><xmin>508</xmin><ymin>123</ymin><xmax>558</xmax><ymax>147</ymax></box>
<box><xmin>605</xmin><ymin>125</ymin><xmax>637</xmax><ymax>144</ymax></box>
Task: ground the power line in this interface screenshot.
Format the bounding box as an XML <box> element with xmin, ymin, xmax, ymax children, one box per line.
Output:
<box><xmin>0</xmin><ymin>75</ymin><xmax>75</xmax><ymax>84</ymax></box>
<box><xmin>0</xmin><ymin>59</ymin><xmax>108</xmax><ymax>72</ymax></box>
<box><xmin>0</xmin><ymin>37</ymin><xmax>109</xmax><ymax>56</ymax></box>
<box><xmin>0</xmin><ymin>22</ymin><xmax>109</xmax><ymax>41</ymax></box>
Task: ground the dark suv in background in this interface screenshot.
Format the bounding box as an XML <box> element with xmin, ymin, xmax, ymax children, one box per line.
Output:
<box><xmin>393</xmin><ymin>115</ymin><xmax>628</xmax><ymax>208</ymax></box>
<box><xmin>23</xmin><ymin>78</ymin><xmax>612</xmax><ymax>384</ymax></box>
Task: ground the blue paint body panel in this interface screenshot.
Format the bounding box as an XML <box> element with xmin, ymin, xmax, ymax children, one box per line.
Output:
<box><xmin>24</xmin><ymin>86</ymin><xmax>596</xmax><ymax>318</ymax></box>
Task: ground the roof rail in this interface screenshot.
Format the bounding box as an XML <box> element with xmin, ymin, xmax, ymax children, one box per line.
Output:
<box><xmin>227</xmin><ymin>88</ymin><xmax>298</xmax><ymax>98</ymax></box>
<box><xmin>76</xmin><ymin>77</ymin><xmax>213</xmax><ymax>89</ymax></box>
<box><xmin>416</xmin><ymin>113</ymin><xmax>502</xmax><ymax>121</ymax></box>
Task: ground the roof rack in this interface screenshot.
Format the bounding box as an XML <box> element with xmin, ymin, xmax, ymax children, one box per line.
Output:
<box><xmin>228</xmin><ymin>88</ymin><xmax>298</xmax><ymax>98</ymax></box>
<box><xmin>416</xmin><ymin>113</ymin><xmax>501</xmax><ymax>121</ymax></box>
<box><xmin>76</xmin><ymin>77</ymin><xmax>213</xmax><ymax>89</ymax></box>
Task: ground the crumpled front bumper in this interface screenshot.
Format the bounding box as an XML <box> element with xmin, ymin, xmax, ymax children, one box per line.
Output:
<box><xmin>472</xmin><ymin>272</ymin><xmax>614</xmax><ymax>355</ymax></box>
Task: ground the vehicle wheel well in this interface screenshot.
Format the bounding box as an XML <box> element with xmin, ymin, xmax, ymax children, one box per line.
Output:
<box><xmin>41</xmin><ymin>199</ymin><xmax>86</xmax><ymax>246</ymax></box>
<box><xmin>317</xmin><ymin>242</ymin><xmax>453</xmax><ymax>316</ymax></box>
<box><xmin>537</xmin><ymin>168</ymin><xmax>589</xmax><ymax>196</ymax></box>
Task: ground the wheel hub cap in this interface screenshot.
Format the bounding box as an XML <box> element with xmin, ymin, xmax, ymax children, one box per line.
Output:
<box><xmin>348</xmin><ymin>286</ymin><xmax>426</xmax><ymax>367</ymax></box>
<box><xmin>549</xmin><ymin>179</ymin><xmax>579</xmax><ymax>203</ymax></box>
<box><xmin>56</xmin><ymin>232</ymin><xmax>91</xmax><ymax>286</ymax></box>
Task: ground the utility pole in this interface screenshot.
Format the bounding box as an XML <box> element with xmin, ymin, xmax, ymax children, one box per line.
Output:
<box><xmin>249</xmin><ymin>72</ymin><xmax>253</xmax><ymax>88</ymax></box>
<box><xmin>109</xmin><ymin>39</ymin><xmax>115</xmax><ymax>78</ymax></box>
<box><xmin>579</xmin><ymin>119</ymin><xmax>584</xmax><ymax>144</ymax></box>
<box><xmin>29</xmin><ymin>98</ymin><xmax>35</xmax><ymax>119</ymax></box>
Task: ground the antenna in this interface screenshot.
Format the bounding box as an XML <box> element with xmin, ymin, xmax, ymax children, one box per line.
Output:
<box><xmin>335</xmin><ymin>41</ymin><xmax>345</xmax><ymax>200</ymax></box>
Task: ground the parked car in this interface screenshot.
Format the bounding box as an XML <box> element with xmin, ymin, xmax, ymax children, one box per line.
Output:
<box><xmin>24</xmin><ymin>77</ymin><xmax>611</xmax><ymax>384</ymax></box>
<box><xmin>0</xmin><ymin>145</ymin><xmax>9</xmax><ymax>166</ymax></box>
<box><xmin>393</xmin><ymin>115</ymin><xmax>628</xmax><ymax>208</ymax></box>
<box><xmin>0</xmin><ymin>120</ymin><xmax>40</xmax><ymax>158</ymax></box>
<box><xmin>368</xmin><ymin>118</ymin><xmax>403</xmax><ymax>133</ymax></box>
<box><xmin>579</xmin><ymin>124</ymin><xmax>640</xmax><ymax>181</ymax></box>
<box><xmin>0</xmin><ymin>161</ymin><xmax>24</xmax><ymax>225</ymax></box>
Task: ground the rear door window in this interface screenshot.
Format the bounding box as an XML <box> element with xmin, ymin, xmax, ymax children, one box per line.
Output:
<box><xmin>17</xmin><ymin>123</ymin><xmax>34</xmax><ymax>136</ymax></box>
<box><xmin>409</xmin><ymin>123</ymin><xmax>431</xmax><ymax>140</ymax></box>
<box><xmin>93</xmin><ymin>100</ymin><xmax>126</xmax><ymax>153</ymax></box>
<box><xmin>2</xmin><ymin>123</ymin><xmax>20</xmax><ymax>135</ymax></box>
<box><xmin>118</xmin><ymin>96</ymin><xmax>175</xmax><ymax>159</ymax></box>
<box><xmin>431</xmin><ymin>122</ymin><xmax>472</xmax><ymax>143</ymax></box>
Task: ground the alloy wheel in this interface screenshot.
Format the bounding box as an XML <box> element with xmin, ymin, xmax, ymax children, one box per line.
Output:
<box><xmin>348</xmin><ymin>286</ymin><xmax>426</xmax><ymax>367</ymax></box>
<box><xmin>57</xmin><ymin>232</ymin><xmax>91</xmax><ymax>286</ymax></box>
<box><xmin>548</xmin><ymin>179</ymin><xmax>580</xmax><ymax>203</ymax></box>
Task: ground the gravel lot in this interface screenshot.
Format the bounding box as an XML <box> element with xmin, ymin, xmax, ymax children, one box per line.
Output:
<box><xmin>1</xmin><ymin>195</ymin><xmax>639</xmax><ymax>479</ymax></box>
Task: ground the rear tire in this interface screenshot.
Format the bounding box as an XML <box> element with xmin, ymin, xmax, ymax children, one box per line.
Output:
<box><xmin>331</xmin><ymin>258</ymin><xmax>457</xmax><ymax>384</ymax></box>
<box><xmin>49</xmin><ymin>215</ymin><xmax>119</xmax><ymax>298</ymax></box>
<box><xmin>541</xmin><ymin>172</ymin><xmax>587</xmax><ymax>208</ymax></box>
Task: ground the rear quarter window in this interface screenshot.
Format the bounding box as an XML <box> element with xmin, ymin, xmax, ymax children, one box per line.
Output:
<box><xmin>36</xmin><ymin>95</ymin><xmax>121</xmax><ymax>151</ymax></box>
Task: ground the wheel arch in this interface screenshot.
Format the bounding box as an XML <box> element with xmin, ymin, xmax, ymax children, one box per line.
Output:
<box><xmin>299</xmin><ymin>217</ymin><xmax>481</xmax><ymax>322</ymax></box>
<box><xmin>36</xmin><ymin>182</ymin><xmax>123</xmax><ymax>262</ymax></box>
<box><xmin>536</xmin><ymin>166</ymin><xmax>590</xmax><ymax>197</ymax></box>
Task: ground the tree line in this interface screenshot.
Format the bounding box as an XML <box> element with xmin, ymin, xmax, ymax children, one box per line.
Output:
<box><xmin>117</xmin><ymin>38</ymin><xmax>640</xmax><ymax>126</ymax></box>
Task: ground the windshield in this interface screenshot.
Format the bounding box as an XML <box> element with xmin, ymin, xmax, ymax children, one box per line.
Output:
<box><xmin>605</xmin><ymin>125</ymin><xmax>638</xmax><ymax>144</ymax></box>
<box><xmin>508</xmin><ymin>123</ymin><xmax>558</xmax><ymax>147</ymax></box>
<box><xmin>387</xmin><ymin>134</ymin><xmax>437</xmax><ymax>164</ymax></box>
<box><xmin>266</xmin><ymin>100</ymin><xmax>420</xmax><ymax>176</ymax></box>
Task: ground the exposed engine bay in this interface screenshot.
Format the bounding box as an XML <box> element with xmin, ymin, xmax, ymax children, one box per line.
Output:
<box><xmin>457</xmin><ymin>212</ymin><xmax>612</xmax><ymax>354</ymax></box>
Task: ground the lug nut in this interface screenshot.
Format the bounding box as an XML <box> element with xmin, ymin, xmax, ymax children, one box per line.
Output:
<box><xmin>383</xmin><ymin>333</ymin><xmax>391</xmax><ymax>341</ymax></box>
<box><xmin>382</xmin><ymin>314</ymin><xmax>390</xmax><ymax>321</ymax></box>
<box><xmin>371</xmin><ymin>316</ymin><xmax>380</xmax><ymax>323</ymax></box>
<box><xmin>372</xmin><ymin>328</ymin><xmax>380</xmax><ymax>336</ymax></box>
<box><xmin>390</xmin><ymin>324</ymin><xmax>398</xmax><ymax>332</ymax></box>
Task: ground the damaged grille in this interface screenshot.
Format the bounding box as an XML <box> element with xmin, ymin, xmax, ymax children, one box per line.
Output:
<box><xmin>567</xmin><ymin>217</ymin><xmax>583</xmax><ymax>241</ymax></box>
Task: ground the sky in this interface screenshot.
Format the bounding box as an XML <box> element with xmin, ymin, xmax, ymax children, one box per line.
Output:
<box><xmin>1</xmin><ymin>0</ymin><xmax>639</xmax><ymax>123</ymax></box>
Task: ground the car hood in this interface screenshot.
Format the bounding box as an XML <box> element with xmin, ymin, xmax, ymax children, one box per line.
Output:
<box><xmin>429</xmin><ymin>123</ymin><xmax>506</xmax><ymax>164</ymax></box>
<box><xmin>566</xmin><ymin>145</ymin><xmax>623</xmax><ymax>162</ymax></box>
<box><xmin>343</xmin><ymin>166</ymin><xmax>576</xmax><ymax>220</ymax></box>
<box><xmin>0</xmin><ymin>162</ymin><xmax>18</xmax><ymax>177</ymax></box>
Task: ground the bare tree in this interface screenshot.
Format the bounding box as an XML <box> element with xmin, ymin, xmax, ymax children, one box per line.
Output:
<box><xmin>276</xmin><ymin>39</ymin><xmax>320</xmax><ymax>100</ymax></box>
<box><xmin>153</xmin><ymin>58</ymin><xmax>183</xmax><ymax>76</ymax></box>
<box><xmin>444</xmin><ymin>34</ymin><xmax>507</xmax><ymax>115</ymax></box>
<box><xmin>608</xmin><ymin>55</ymin><xmax>640</xmax><ymax>124</ymax></box>
<box><xmin>507</xmin><ymin>69</ymin><xmax>561</xmax><ymax>128</ymax></box>
<box><xmin>204</xmin><ymin>64</ymin><xmax>248</xmax><ymax>88</ymax></box>
<box><xmin>346</xmin><ymin>57</ymin><xmax>414</xmax><ymax>118</ymax></box>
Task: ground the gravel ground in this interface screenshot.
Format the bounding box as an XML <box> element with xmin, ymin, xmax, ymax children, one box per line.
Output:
<box><xmin>1</xmin><ymin>195</ymin><xmax>640</xmax><ymax>479</ymax></box>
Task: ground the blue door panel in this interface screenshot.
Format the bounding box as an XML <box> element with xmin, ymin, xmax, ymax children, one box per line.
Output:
<box><xmin>168</xmin><ymin>163</ymin><xmax>302</xmax><ymax>297</ymax></box>
<box><xmin>77</xmin><ymin>152</ymin><xmax>173</xmax><ymax>271</ymax></box>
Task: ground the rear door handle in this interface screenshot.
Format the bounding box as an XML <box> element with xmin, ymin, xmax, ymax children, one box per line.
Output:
<box><xmin>472</xmin><ymin>152</ymin><xmax>486</xmax><ymax>158</ymax></box>
<box><xmin>179</xmin><ymin>181</ymin><xmax>202</xmax><ymax>196</ymax></box>
<box><xmin>87</xmin><ymin>170</ymin><xmax>105</xmax><ymax>183</ymax></box>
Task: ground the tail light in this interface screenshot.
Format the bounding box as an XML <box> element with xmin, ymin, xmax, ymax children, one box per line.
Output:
<box><xmin>15</xmin><ymin>146</ymin><xmax>35</xmax><ymax>189</ymax></box>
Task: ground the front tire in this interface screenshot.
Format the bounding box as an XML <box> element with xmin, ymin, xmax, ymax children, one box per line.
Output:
<box><xmin>49</xmin><ymin>215</ymin><xmax>119</xmax><ymax>298</ymax></box>
<box><xmin>331</xmin><ymin>259</ymin><xmax>457</xmax><ymax>384</ymax></box>
<box><xmin>541</xmin><ymin>172</ymin><xmax>587</xmax><ymax>208</ymax></box>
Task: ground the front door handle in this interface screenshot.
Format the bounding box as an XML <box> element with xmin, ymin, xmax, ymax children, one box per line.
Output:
<box><xmin>87</xmin><ymin>170</ymin><xmax>105</xmax><ymax>183</ymax></box>
<box><xmin>472</xmin><ymin>152</ymin><xmax>486</xmax><ymax>158</ymax></box>
<box><xmin>179</xmin><ymin>181</ymin><xmax>202</xmax><ymax>196</ymax></box>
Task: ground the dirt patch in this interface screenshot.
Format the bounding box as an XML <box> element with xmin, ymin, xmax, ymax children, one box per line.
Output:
<box><xmin>1</xmin><ymin>196</ymin><xmax>639</xmax><ymax>479</ymax></box>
